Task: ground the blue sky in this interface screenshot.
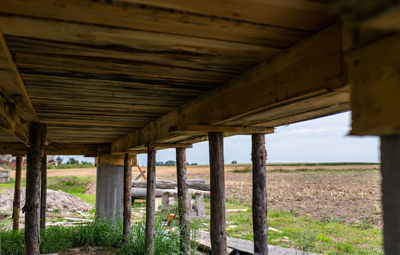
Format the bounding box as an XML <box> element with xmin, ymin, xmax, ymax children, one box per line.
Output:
<box><xmin>62</xmin><ymin>111</ymin><xmax>380</xmax><ymax>165</ymax></box>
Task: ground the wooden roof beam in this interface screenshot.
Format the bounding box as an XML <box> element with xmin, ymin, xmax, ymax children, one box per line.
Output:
<box><xmin>169</xmin><ymin>125</ymin><xmax>274</xmax><ymax>135</ymax></box>
<box><xmin>112</xmin><ymin>23</ymin><xmax>346</xmax><ymax>153</ymax></box>
<box><xmin>0</xmin><ymin>143</ymin><xmax>102</xmax><ymax>156</ymax></box>
<box><xmin>0</xmin><ymin>32</ymin><xmax>38</xmax><ymax>145</ymax></box>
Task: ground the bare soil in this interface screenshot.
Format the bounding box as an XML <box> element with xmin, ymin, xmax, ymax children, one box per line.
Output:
<box><xmin>10</xmin><ymin>164</ymin><xmax>382</xmax><ymax>226</ymax></box>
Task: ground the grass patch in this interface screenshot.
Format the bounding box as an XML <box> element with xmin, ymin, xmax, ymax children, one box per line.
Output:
<box><xmin>48</xmin><ymin>163</ymin><xmax>94</xmax><ymax>169</ymax></box>
<box><xmin>200</xmin><ymin>200</ymin><xmax>383</xmax><ymax>254</ymax></box>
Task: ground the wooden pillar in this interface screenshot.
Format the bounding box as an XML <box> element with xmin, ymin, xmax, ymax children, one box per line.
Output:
<box><xmin>252</xmin><ymin>134</ymin><xmax>268</xmax><ymax>255</ymax></box>
<box><xmin>208</xmin><ymin>132</ymin><xmax>226</xmax><ymax>255</ymax></box>
<box><xmin>381</xmin><ymin>135</ymin><xmax>400</xmax><ymax>253</ymax></box>
<box><xmin>25</xmin><ymin>122</ymin><xmax>46</xmax><ymax>255</ymax></box>
<box><xmin>176</xmin><ymin>148</ymin><xmax>191</xmax><ymax>255</ymax></box>
<box><xmin>123</xmin><ymin>153</ymin><xmax>132</xmax><ymax>243</ymax></box>
<box><xmin>145</xmin><ymin>147</ymin><xmax>156</xmax><ymax>255</ymax></box>
<box><xmin>40</xmin><ymin>154</ymin><xmax>47</xmax><ymax>229</ymax></box>
<box><xmin>12</xmin><ymin>155</ymin><xmax>23</xmax><ymax>231</ymax></box>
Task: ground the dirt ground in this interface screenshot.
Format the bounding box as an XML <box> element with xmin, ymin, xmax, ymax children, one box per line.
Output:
<box><xmin>11</xmin><ymin>164</ymin><xmax>382</xmax><ymax>226</ymax></box>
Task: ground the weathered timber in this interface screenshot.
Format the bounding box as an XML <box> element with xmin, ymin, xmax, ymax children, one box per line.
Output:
<box><xmin>209</xmin><ymin>132</ymin><xmax>226</xmax><ymax>255</ymax></box>
<box><xmin>176</xmin><ymin>148</ymin><xmax>191</xmax><ymax>255</ymax></box>
<box><xmin>252</xmin><ymin>134</ymin><xmax>268</xmax><ymax>255</ymax></box>
<box><xmin>25</xmin><ymin>122</ymin><xmax>46</xmax><ymax>255</ymax></box>
<box><xmin>123</xmin><ymin>153</ymin><xmax>132</xmax><ymax>243</ymax></box>
<box><xmin>0</xmin><ymin>33</ymin><xmax>38</xmax><ymax>144</ymax></box>
<box><xmin>12</xmin><ymin>156</ymin><xmax>22</xmax><ymax>230</ymax></box>
<box><xmin>131</xmin><ymin>188</ymin><xmax>209</xmax><ymax>199</ymax></box>
<box><xmin>40</xmin><ymin>154</ymin><xmax>47</xmax><ymax>229</ymax></box>
<box><xmin>0</xmin><ymin>143</ymin><xmax>103</xmax><ymax>156</ymax></box>
<box><xmin>169</xmin><ymin>125</ymin><xmax>274</xmax><ymax>135</ymax></box>
<box><xmin>347</xmin><ymin>33</ymin><xmax>400</xmax><ymax>136</ymax></box>
<box><xmin>132</xmin><ymin>180</ymin><xmax>209</xmax><ymax>191</ymax></box>
<box><xmin>145</xmin><ymin>147</ymin><xmax>156</xmax><ymax>255</ymax></box>
<box><xmin>112</xmin><ymin>24</ymin><xmax>346</xmax><ymax>152</ymax></box>
<box><xmin>381</xmin><ymin>135</ymin><xmax>400</xmax><ymax>253</ymax></box>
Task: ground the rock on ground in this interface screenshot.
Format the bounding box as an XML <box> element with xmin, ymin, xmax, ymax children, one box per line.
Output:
<box><xmin>0</xmin><ymin>188</ymin><xmax>93</xmax><ymax>215</ymax></box>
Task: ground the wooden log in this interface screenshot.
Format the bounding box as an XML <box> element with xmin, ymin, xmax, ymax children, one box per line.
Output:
<box><xmin>161</xmin><ymin>192</ymin><xmax>170</xmax><ymax>212</ymax></box>
<box><xmin>131</xmin><ymin>188</ymin><xmax>209</xmax><ymax>199</ymax></box>
<box><xmin>132</xmin><ymin>180</ymin><xmax>209</xmax><ymax>190</ymax></box>
<box><xmin>381</xmin><ymin>135</ymin><xmax>400</xmax><ymax>253</ymax></box>
<box><xmin>176</xmin><ymin>148</ymin><xmax>191</xmax><ymax>255</ymax></box>
<box><xmin>145</xmin><ymin>147</ymin><xmax>156</xmax><ymax>255</ymax></box>
<box><xmin>25</xmin><ymin>122</ymin><xmax>46</xmax><ymax>255</ymax></box>
<box><xmin>123</xmin><ymin>153</ymin><xmax>132</xmax><ymax>243</ymax></box>
<box><xmin>195</xmin><ymin>193</ymin><xmax>206</xmax><ymax>217</ymax></box>
<box><xmin>208</xmin><ymin>132</ymin><xmax>227</xmax><ymax>255</ymax></box>
<box><xmin>252</xmin><ymin>134</ymin><xmax>268</xmax><ymax>255</ymax></box>
<box><xmin>12</xmin><ymin>156</ymin><xmax>22</xmax><ymax>231</ymax></box>
<box><xmin>40</xmin><ymin>154</ymin><xmax>47</xmax><ymax>229</ymax></box>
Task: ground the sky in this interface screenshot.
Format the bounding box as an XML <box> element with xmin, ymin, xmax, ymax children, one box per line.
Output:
<box><xmin>61</xmin><ymin>111</ymin><xmax>380</xmax><ymax>165</ymax></box>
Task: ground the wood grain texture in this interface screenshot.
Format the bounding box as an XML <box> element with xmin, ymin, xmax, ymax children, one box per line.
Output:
<box><xmin>145</xmin><ymin>147</ymin><xmax>156</xmax><ymax>255</ymax></box>
<box><xmin>12</xmin><ymin>156</ymin><xmax>22</xmax><ymax>230</ymax></box>
<box><xmin>0</xmin><ymin>33</ymin><xmax>37</xmax><ymax>144</ymax></box>
<box><xmin>176</xmin><ymin>148</ymin><xmax>191</xmax><ymax>255</ymax></box>
<box><xmin>40</xmin><ymin>155</ymin><xmax>47</xmax><ymax>229</ymax></box>
<box><xmin>25</xmin><ymin>122</ymin><xmax>46</xmax><ymax>255</ymax></box>
<box><xmin>123</xmin><ymin>153</ymin><xmax>132</xmax><ymax>243</ymax></box>
<box><xmin>252</xmin><ymin>134</ymin><xmax>268</xmax><ymax>255</ymax></box>
<box><xmin>209</xmin><ymin>132</ymin><xmax>226</xmax><ymax>255</ymax></box>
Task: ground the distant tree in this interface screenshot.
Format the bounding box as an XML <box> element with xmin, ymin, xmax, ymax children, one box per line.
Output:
<box><xmin>231</xmin><ymin>160</ymin><xmax>238</xmax><ymax>164</ymax></box>
<box><xmin>156</xmin><ymin>161</ymin><xmax>164</xmax><ymax>166</ymax></box>
<box><xmin>190</xmin><ymin>163</ymin><xmax>198</xmax><ymax>166</ymax></box>
<box><xmin>55</xmin><ymin>156</ymin><xmax>63</xmax><ymax>164</ymax></box>
<box><xmin>67</xmin><ymin>157</ymin><xmax>79</xmax><ymax>165</ymax></box>
<box><xmin>81</xmin><ymin>161</ymin><xmax>93</xmax><ymax>166</ymax></box>
<box><xmin>164</xmin><ymin>160</ymin><xmax>176</xmax><ymax>166</ymax></box>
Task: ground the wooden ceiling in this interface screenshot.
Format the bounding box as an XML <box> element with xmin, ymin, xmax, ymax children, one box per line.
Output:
<box><xmin>0</xmin><ymin>0</ymin><xmax>350</xmax><ymax>155</ymax></box>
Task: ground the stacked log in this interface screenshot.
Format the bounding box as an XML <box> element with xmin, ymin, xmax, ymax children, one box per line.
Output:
<box><xmin>131</xmin><ymin>179</ymin><xmax>210</xmax><ymax>199</ymax></box>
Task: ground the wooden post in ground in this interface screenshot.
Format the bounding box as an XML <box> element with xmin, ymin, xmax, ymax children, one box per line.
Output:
<box><xmin>208</xmin><ymin>132</ymin><xmax>226</xmax><ymax>255</ymax></box>
<box><xmin>381</xmin><ymin>135</ymin><xmax>400</xmax><ymax>253</ymax></box>
<box><xmin>12</xmin><ymin>155</ymin><xmax>23</xmax><ymax>230</ymax></box>
<box><xmin>25</xmin><ymin>122</ymin><xmax>46</xmax><ymax>255</ymax></box>
<box><xmin>176</xmin><ymin>148</ymin><xmax>191</xmax><ymax>255</ymax></box>
<box><xmin>145</xmin><ymin>147</ymin><xmax>156</xmax><ymax>255</ymax></box>
<box><xmin>252</xmin><ymin>134</ymin><xmax>268</xmax><ymax>255</ymax></box>
<box><xmin>40</xmin><ymin>154</ymin><xmax>47</xmax><ymax>229</ymax></box>
<box><xmin>123</xmin><ymin>153</ymin><xmax>132</xmax><ymax>243</ymax></box>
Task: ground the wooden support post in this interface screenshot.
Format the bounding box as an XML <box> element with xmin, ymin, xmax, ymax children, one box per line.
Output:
<box><xmin>252</xmin><ymin>134</ymin><xmax>268</xmax><ymax>255</ymax></box>
<box><xmin>12</xmin><ymin>156</ymin><xmax>22</xmax><ymax>231</ymax></box>
<box><xmin>40</xmin><ymin>154</ymin><xmax>47</xmax><ymax>229</ymax></box>
<box><xmin>176</xmin><ymin>148</ymin><xmax>191</xmax><ymax>255</ymax></box>
<box><xmin>381</xmin><ymin>135</ymin><xmax>400</xmax><ymax>253</ymax></box>
<box><xmin>123</xmin><ymin>153</ymin><xmax>132</xmax><ymax>243</ymax></box>
<box><xmin>162</xmin><ymin>192</ymin><xmax>170</xmax><ymax>212</ymax></box>
<box><xmin>209</xmin><ymin>132</ymin><xmax>226</xmax><ymax>255</ymax></box>
<box><xmin>145</xmin><ymin>147</ymin><xmax>156</xmax><ymax>255</ymax></box>
<box><xmin>25</xmin><ymin>122</ymin><xmax>46</xmax><ymax>255</ymax></box>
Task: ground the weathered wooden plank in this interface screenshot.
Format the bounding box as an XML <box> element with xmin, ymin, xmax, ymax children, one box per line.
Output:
<box><xmin>25</xmin><ymin>122</ymin><xmax>46</xmax><ymax>255</ymax></box>
<box><xmin>0</xmin><ymin>143</ymin><xmax>102</xmax><ymax>155</ymax></box>
<box><xmin>40</xmin><ymin>155</ymin><xmax>47</xmax><ymax>229</ymax></box>
<box><xmin>381</xmin><ymin>135</ymin><xmax>400</xmax><ymax>253</ymax></box>
<box><xmin>12</xmin><ymin>156</ymin><xmax>22</xmax><ymax>230</ymax></box>
<box><xmin>252</xmin><ymin>134</ymin><xmax>268</xmax><ymax>255</ymax></box>
<box><xmin>13</xmin><ymin>52</ymin><xmax>234</xmax><ymax>83</ymax></box>
<box><xmin>170</xmin><ymin>125</ymin><xmax>274</xmax><ymax>134</ymax></box>
<box><xmin>112</xmin><ymin>24</ymin><xmax>345</xmax><ymax>152</ymax></box>
<box><xmin>0</xmin><ymin>16</ymin><xmax>280</xmax><ymax>59</ymax></box>
<box><xmin>0</xmin><ymin>33</ymin><xmax>37</xmax><ymax>144</ymax></box>
<box><xmin>347</xmin><ymin>33</ymin><xmax>400</xmax><ymax>136</ymax></box>
<box><xmin>123</xmin><ymin>154</ymin><xmax>132</xmax><ymax>243</ymax></box>
<box><xmin>209</xmin><ymin>132</ymin><xmax>226</xmax><ymax>255</ymax></box>
<box><xmin>0</xmin><ymin>0</ymin><xmax>312</xmax><ymax>46</ymax></box>
<box><xmin>5</xmin><ymin>36</ymin><xmax>264</xmax><ymax>73</ymax></box>
<box><xmin>145</xmin><ymin>147</ymin><xmax>156</xmax><ymax>255</ymax></box>
<box><xmin>114</xmin><ymin>0</ymin><xmax>336</xmax><ymax>30</ymax></box>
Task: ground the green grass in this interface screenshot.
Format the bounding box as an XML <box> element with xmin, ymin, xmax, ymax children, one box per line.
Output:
<box><xmin>200</xmin><ymin>200</ymin><xmax>383</xmax><ymax>254</ymax></box>
<box><xmin>47</xmin><ymin>163</ymin><xmax>94</xmax><ymax>169</ymax></box>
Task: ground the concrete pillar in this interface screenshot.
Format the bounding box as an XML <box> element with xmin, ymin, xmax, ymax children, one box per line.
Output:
<box><xmin>95</xmin><ymin>154</ymin><xmax>124</xmax><ymax>221</ymax></box>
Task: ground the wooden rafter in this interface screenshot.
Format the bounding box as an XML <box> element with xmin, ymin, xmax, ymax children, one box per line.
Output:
<box><xmin>0</xmin><ymin>32</ymin><xmax>38</xmax><ymax>144</ymax></box>
<box><xmin>112</xmin><ymin>23</ymin><xmax>347</xmax><ymax>152</ymax></box>
<box><xmin>0</xmin><ymin>143</ymin><xmax>101</xmax><ymax>156</ymax></box>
